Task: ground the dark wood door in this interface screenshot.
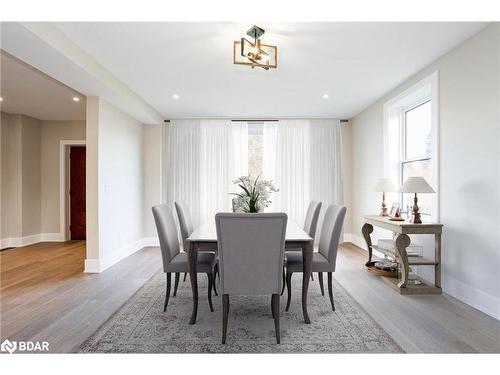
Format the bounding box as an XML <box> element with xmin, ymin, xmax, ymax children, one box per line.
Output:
<box><xmin>70</xmin><ymin>146</ymin><xmax>86</xmax><ymax>240</ymax></box>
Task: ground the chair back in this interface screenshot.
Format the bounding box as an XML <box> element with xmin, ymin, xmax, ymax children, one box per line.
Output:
<box><xmin>152</xmin><ymin>204</ymin><xmax>181</xmax><ymax>271</ymax></box>
<box><xmin>304</xmin><ymin>201</ymin><xmax>322</xmax><ymax>238</ymax></box>
<box><xmin>318</xmin><ymin>205</ymin><xmax>347</xmax><ymax>271</ymax></box>
<box><xmin>215</xmin><ymin>213</ymin><xmax>287</xmax><ymax>295</ymax></box>
<box><xmin>174</xmin><ymin>201</ymin><xmax>194</xmax><ymax>251</ymax></box>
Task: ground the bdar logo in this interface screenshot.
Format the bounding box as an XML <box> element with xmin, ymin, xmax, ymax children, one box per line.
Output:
<box><xmin>1</xmin><ymin>339</ymin><xmax>17</xmax><ymax>354</ymax></box>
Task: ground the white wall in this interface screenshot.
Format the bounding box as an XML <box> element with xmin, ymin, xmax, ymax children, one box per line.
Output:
<box><xmin>40</xmin><ymin>120</ymin><xmax>86</xmax><ymax>235</ymax></box>
<box><xmin>1</xmin><ymin>112</ymin><xmax>23</xmax><ymax>242</ymax></box>
<box><xmin>347</xmin><ymin>24</ymin><xmax>500</xmax><ymax>319</ymax></box>
<box><xmin>340</xmin><ymin>121</ymin><xmax>352</xmax><ymax>232</ymax></box>
<box><xmin>143</xmin><ymin>124</ymin><xmax>162</xmax><ymax>240</ymax></box>
<box><xmin>1</xmin><ymin>112</ymin><xmax>43</xmax><ymax>247</ymax></box>
<box><xmin>85</xmin><ymin>97</ymin><xmax>156</xmax><ymax>272</ymax></box>
<box><xmin>21</xmin><ymin>115</ymin><xmax>42</xmax><ymax>237</ymax></box>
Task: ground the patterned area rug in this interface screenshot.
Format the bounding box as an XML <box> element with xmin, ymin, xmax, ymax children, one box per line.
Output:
<box><xmin>79</xmin><ymin>272</ymin><xmax>403</xmax><ymax>353</ymax></box>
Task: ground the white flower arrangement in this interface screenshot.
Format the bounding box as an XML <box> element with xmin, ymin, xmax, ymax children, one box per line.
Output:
<box><xmin>231</xmin><ymin>175</ymin><xmax>279</xmax><ymax>213</ymax></box>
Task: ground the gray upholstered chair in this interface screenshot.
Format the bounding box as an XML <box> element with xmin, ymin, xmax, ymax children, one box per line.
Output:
<box><xmin>215</xmin><ymin>213</ymin><xmax>287</xmax><ymax>344</ymax></box>
<box><xmin>174</xmin><ymin>201</ymin><xmax>218</xmax><ymax>295</ymax></box>
<box><xmin>285</xmin><ymin>205</ymin><xmax>347</xmax><ymax>311</ymax></box>
<box><xmin>281</xmin><ymin>201</ymin><xmax>322</xmax><ymax>295</ymax></box>
<box><xmin>152</xmin><ymin>204</ymin><xmax>216</xmax><ymax>312</ymax></box>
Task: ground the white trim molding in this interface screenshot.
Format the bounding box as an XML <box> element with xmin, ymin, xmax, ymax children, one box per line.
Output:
<box><xmin>84</xmin><ymin>237</ymin><xmax>159</xmax><ymax>273</ymax></box>
<box><xmin>343</xmin><ymin>233</ymin><xmax>368</xmax><ymax>251</ymax></box>
<box><xmin>1</xmin><ymin>233</ymin><xmax>65</xmax><ymax>249</ymax></box>
<box><xmin>59</xmin><ymin>140</ymin><xmax>86</xmax><ymax>242</ymax></box>
<box><xmin>383</xmin><ymin>71</ymin><xmax>440</xmax><ymax>221</ymax></box>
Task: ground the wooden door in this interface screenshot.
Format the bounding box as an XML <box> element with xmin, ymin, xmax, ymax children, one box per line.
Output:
<box><xmin>70</xmin><ymin>146</ymin><xmax>86</xmax><ymax>240</ymax></box>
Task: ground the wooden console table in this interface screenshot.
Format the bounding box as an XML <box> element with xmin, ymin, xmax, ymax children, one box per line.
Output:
<box><xmin>362</xmin><ymin>215</ymin><xmax>443</xmax><ymax>294</ymax></box>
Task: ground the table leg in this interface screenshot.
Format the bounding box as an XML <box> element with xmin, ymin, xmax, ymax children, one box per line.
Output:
<box><xmin>362</xmin><ymin>223</ymin><xmax>374</xmax><ymax>265</ymax></box>
<box><xmin>301</xmin><ymin>242</ymin><xmax>313</xmax><ymax>324</ymax></box>
<box><xmin>188</xmin><ymin>242</ymin><xmax>198</xmax><ymax>325</ymax></box>
<box><xmin>435</xmin><ymin>233</ymin><xmax>442</xmax><ymax>288</ymax></box>
<box><xmin>394</xmin><ymin>233</ymin><xmax>411</xmax><ymax>288</ymax></box>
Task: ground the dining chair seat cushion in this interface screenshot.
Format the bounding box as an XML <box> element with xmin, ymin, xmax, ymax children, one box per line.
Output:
<box><xmin>285</xmin><ymin>251</ymin><xmax>332</xmax><ymax>273</ymax></box>
<box><xmin>165</xmin><ymin>252</ymin><xmax>216</xmax><ymax>273</ymax></box>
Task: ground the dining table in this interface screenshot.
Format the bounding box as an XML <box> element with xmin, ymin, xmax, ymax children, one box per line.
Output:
<box><xmin>186</xmin><ymin>219</ymin><xmax>314</xmax><ymax>325</ymax></box>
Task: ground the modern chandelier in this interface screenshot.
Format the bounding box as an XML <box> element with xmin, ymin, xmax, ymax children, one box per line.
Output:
<box><xmin>233</xmin><ymin>25</ymin><xmax>277</xmax><ymax>70</ymax></box>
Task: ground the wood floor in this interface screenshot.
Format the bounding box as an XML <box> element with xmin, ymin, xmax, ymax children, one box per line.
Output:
<box><xmin>1</xmin><ymin>241</ymin><xmax>499</xmax><ymax>353</ymax></box>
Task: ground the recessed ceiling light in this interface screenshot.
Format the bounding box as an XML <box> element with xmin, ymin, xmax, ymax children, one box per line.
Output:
<box><xmin>322</xmin><ymin>94</ymin><xmax>329</xmax><ymax>99</ymax></box>
<box><xmin>72</xmin><ymin>96</ymin><xmax>80</xmax><ymax>102</ymax></box>
<box><xmin>0</xmin><ymin>97</ymin><xmax>3</xmax><ymax>102</ymax></box>
<box><xmin>173</xmin><ymin>94</ymin><xmax>179</xmax><ymax>100</ymax></box>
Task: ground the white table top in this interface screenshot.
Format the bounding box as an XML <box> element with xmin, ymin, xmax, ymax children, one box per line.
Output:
<box><xmin>187</xmin><ymin>219</ymin><xmax>312</xmax><ymax>243</ymax></box>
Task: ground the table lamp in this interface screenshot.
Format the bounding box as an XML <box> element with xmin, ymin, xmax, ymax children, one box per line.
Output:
<box><xmin>373</xmin><ymin>178</ymin><xmax>397</xmax><ymax>216</ymax></box>
<box><xmin>400</xmin><ymin>177</ymin><xmax>435</xmax><ymax>224</ymax></box>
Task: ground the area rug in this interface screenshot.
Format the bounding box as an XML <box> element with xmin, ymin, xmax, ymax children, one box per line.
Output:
<box><xmin>78</xmin><ymin>272</ymin><xmax>403</xmax><ymax>353</ymax></box>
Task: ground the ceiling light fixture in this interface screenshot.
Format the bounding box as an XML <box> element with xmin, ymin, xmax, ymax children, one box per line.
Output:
<box><xmin>172</xmin><ymin>94</ymin><xmax>179</xmax><ymax>100</ymax></box>
<box><xmin>0</xmin><ymin>97</ymin><xmax>3</xmax><ymax>102</ymax></box>
<box><xmin>72</xmin><ymin>96</ymin><xmax>80</xmax><ymax>102</ymax></box>
<box><xmin>233</xmin><ymin>25</ymin><xmax>277</xmax><ymax>70</ymax></box>
<box><xmin>323</xmin><ymin>94</ymin><xmax>329</xmax><ymax>99</ymax></box>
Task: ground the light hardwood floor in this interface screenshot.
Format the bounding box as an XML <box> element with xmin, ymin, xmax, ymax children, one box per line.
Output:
<box><xmin>1</xmin><ymin>241</ymin><xmax>499</xmax><ymax>353</ymax></box>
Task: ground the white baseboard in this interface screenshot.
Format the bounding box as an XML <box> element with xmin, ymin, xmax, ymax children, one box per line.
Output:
<box><xmin>443</xmin><ymin>272</ymin><xmax>500</xmax><ymax>321</ymax></box>
<box><xmin>40</xmin><ymin>232</ymin><xmax>65</xmax><ymax>241</ymax></box>
<box><xmin>142</xmin><ymin>237</ymin><xmax>160</xmax><ymax>247</ymax></box>
<box><xmin>1</xmin><ymin>234</ymin><xmax>38</xmax><ymax>249</ymax></box>
<box><xmin>83</xmin><ymin>258</ymin><xmax>101</xmax><ymax>273</ymax></box>
<box><xmin>84</xmin><ymin>237</ymin><xmax>157</xmax><ymax>273</ymax></box>
<box><xmin>344</xmin><ymin>233</ymin><xmax>367</xmax><ymax>251</ymax></box>
<box><xmin>1</xmin><ymin>232</ymin><xmax>66</xmax><ymax>249</ymax></box>
<box><xmin>0</xmin><ymin>234</ymin><xmax>40</xmax><ymax>249</ymax></box>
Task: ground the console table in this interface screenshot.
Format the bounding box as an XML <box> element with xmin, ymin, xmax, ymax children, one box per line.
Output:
<box><xmin>362</xmin><ymin>215</ymin><xmax>443</xmax><ymax>294</ymax></box>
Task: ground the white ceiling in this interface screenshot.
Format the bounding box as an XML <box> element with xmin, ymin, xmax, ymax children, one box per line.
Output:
<box><xmin>0</xmin><ymin>51</ymin><xmax>86</xmax><ymax>121</ymax></box>
<box><xmin>52</xmin><ymin>22</ymin><xmax>487</xmax><ymax>119</ymax></box>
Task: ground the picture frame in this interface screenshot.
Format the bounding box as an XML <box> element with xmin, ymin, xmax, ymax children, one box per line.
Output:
<box><xmin>389</xmin><ymin>202</ymin><xmax>400</xmax><ymax>218</ymax></box>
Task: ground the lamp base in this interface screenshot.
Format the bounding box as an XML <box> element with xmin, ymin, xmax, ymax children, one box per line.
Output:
<box><xmin>412</xmin><ymin>194</ymin><xmax>422</xmax><ymax>224</ymax></box>
<box><xmin>379</xmin><ymin>192</ymin><xmax>389</xmax><ymax>216</ymax></box>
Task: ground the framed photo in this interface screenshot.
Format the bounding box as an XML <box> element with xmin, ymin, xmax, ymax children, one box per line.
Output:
<box><xmin>389</xmin><ymin>202</ymin><xmax>400</xmax><ymax>217</ymax></box>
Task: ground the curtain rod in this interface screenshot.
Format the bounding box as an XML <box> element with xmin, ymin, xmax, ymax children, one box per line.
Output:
<box><xmin>231</xmin><ymin>119</ymin><xmax>279</xmax><ymax>122</ymax></box>
<box><xmin>164</xmin><ymin>119</ymin><xmax>349</xmax><ymax>123</ymax></box>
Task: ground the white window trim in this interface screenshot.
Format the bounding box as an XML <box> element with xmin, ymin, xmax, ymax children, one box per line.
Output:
<box><xmin>383</xmin><ymin>71</ymin><xmax>440</xmax><ymax>221</ymax></box>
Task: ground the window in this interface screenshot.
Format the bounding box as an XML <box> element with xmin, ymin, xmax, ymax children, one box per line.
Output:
<box><xmin>384</xmin><ymin>72</ymin><xmax>439</xmax><ymax>220</ymax></box>
<box><xmin>401</xmin><ymin>100</ymin><xmax>432</xmax><ymax>215</ymax></box>
<box><xmin>248</xmin><ymin>122</ymin><xmax>264</xmax><ymax>179</ymax></box>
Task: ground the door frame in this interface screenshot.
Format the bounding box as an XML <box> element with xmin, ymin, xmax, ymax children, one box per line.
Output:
<box><xmin>59</xmin><ymin>140</ymin><xmax>86</xmax><ymax>241</ymax></box>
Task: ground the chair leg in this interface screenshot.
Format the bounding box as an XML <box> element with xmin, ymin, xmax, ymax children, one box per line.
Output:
<box><xmin>164</xmin><ymin>273</ymin><xmax>171</xmax><ymax>312</ymax></box>
<box><xmin>222</xmin><ymin>294</ymin><xmax>229</xmax><ymax>344</ymax></box>
<box><xmin>327</xmin><ymin>272</ymin><xmax>335</xmax><ymax>311</ymax></box>
<box><xmin>281</xmin><ymin>265</ymin><xmax>286</xmax><ymax>296</ymax></box>
<box><xmin>212</xmin><ymin>268</ymin><xmax>218</xmax><ymax>296</ymax></box>
<box><xmin>215</xmin><ymin>262</ymin><xmax>220</xmax><ymax>281</ymax></box>
<box><xmin>183</xmin><ymin>272</ymin><xmax>187</xmax><ymax>282</ymax></box>
<box><xmin>173</xmin><ymin>272</ymin><xmax>180</xmax><ymax>296</ymax></box>
<box><xmin>311</xmin><ymin>273</ymin><xmax>314</xmax><ymax>281</ymax></box>
<box><xmin>207</xmin><ymin>273</ymin><xmax>214</xmax><ymax>312</ymax></box>
<box><xmin>271</xmin><ymin>295</ymin><xmax>275</xmax><ymax>319</ymax></box>
<box><xmin>272</xmin><ymin>294</ymin><xmax>280</xmax><ymax>344</ymax></box>
<box><xmin>318</xmin><ymin>272</ymin><xmax>324</xmax><ymax>296</ymax></box>
<box><xmin>285</xmin><ymin>272</ymin><xmax>292</xmax><ymax>312</ymax></box>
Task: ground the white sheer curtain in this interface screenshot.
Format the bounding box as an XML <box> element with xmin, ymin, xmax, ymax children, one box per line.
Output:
<box><xmin>166</xmin><ymin>119</ymin><xmax>247</xmax><ymax>228</ymax></box>
<box><xmin>263</xmin><ymin>119</ymin><xmax>343</xmax><ymax>239</ymax></box>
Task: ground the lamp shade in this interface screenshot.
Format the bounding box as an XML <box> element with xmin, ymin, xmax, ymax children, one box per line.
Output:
<box><xmin>372</xmin><ymin>178</ymin><xmax>397</xmax><ymax>192</ymax></box>
<box><xmin>400</xmin><ymin>177</ymin><xmax>435</xmax><ymax>193</ymax></box>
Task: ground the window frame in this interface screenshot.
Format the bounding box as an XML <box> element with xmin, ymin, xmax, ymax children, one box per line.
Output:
<box><xmin>400</xmin><ymin>99</ymin><xmax>432</xmax><ymax>215</ymax></box>
<box><xmin>383</xmin><ymin>71</ymin><xmax>440</xmax><ymax>221</ymax></box>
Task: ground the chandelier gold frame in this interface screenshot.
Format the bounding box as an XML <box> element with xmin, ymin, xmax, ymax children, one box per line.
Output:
<box><xmin>233</xmin><ymin>25</ymin><xmax>277</xmax><ymax>70</ymax></box>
